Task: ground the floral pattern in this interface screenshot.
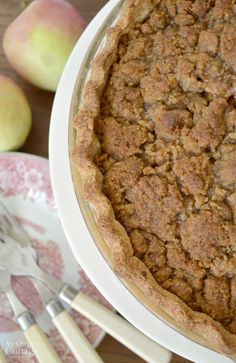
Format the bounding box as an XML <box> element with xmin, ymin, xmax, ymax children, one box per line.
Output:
<box><xmin>48</xmin><ymin>329</ymin><xmax>76</xmax><ymax>363</ymax></box>
<box><xmin>31</xmin><ymin>239</ymin><xmax>64</xmax><ymax>281</ymax></box>
<box><xmin>0</xmin><ymin>155</ymin><xmax>55</xmax><ymax>209</ymax></box>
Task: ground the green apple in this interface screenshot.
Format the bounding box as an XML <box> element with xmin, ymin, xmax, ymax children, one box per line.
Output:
<box><xmin>3</xmin><ymin>0</ymin><xmax>86</xmax><ymax>92</ymax></box>
<box><xmin>0</xmin><ymin>75</ymin><xmax>32</xmax><ymax>151</ymax></box>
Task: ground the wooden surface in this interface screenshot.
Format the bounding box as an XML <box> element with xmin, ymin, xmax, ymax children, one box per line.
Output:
<box><xmin>0</xmin><ymin>1</ymin><xmax>192</xmax><ymax>362</ymax></box>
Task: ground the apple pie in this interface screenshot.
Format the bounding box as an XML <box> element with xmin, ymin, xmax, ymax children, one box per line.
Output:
<box><xmin>72</xmin><ymin>0</ymin><xmax>236</xmax><ymax>354</ymax></box>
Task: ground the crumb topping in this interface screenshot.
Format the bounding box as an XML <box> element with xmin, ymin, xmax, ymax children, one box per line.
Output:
<box><xmin>94</xmin><ymin>0</ymin><xmax>236</xmax><ymax>333</ymax></box>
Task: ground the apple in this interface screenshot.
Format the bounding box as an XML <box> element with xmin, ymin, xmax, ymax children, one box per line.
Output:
<box><xmin>3</xmin><ymin>0</ymin><xmax>86</xmax><ymax>92</ymax></box>
<box><xmin>0</xmin><ymin>75</ymin><xmax>32</xmax><ymax>151</ymax></box>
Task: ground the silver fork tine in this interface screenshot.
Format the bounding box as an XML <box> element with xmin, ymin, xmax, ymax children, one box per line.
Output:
<box><xmin>0</xmin><ymin>200</ymin><xmax>29</xmax><ymax>246</ymax></box>
<box><xmin>0</xmin><ymin>215</ymin><xmax>9</xmax><ymax>233</ymax></box>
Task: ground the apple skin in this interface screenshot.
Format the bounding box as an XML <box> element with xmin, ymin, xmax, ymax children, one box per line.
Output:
<box><xmin>3</xmin><ymin>0</ymin><xmax>86</xmax><ymax>92</ymax></box>
<box><xmin>0</xmin><ymin>75</ymin><xmax>32</xmax><ymax>151</ymax></box>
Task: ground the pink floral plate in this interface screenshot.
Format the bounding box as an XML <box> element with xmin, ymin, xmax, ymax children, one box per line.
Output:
<box><xmin>0</xmin><ymin>152</ymin><xmax>110</xmax><ymax>363</ymax></box>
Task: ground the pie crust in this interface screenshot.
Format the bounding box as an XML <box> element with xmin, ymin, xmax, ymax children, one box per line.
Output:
<box><xmin>71</xmin><ymin>0</ymin><xmax>236</xmax><ymax>355</ymax></box>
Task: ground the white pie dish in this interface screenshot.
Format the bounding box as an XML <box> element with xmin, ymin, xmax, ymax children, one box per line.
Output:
<box><xmin>49</xmin><ymin>1</ymin><xmax>234</xmax><ymax>362</ymax></box>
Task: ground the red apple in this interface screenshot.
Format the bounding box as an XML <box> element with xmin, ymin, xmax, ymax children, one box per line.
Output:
<box><xmin>3</xmin><ymin>0</ymin><xmax>86</xmax><ymax>91</ymax></box>
<box><xmin>0</xmin><ymin>75</ymin><xmax>32</xmax><ymax>151</ymax></box>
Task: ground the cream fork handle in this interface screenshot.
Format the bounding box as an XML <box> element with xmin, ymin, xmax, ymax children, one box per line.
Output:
<box><xmin>52</xmin><ymin>310</ymin><xmax>104</xmax><ymax>363</ymax></box>
<box><xmin>0</xmin><ymin>348</ymin><xmax>6</xmax><ymax>363</ymax></box>
<box><xmin>16</xmin><ymin>309</ymin><xmax>62</xmax><ymax>363</ymax></box>
<box><xmin>61</xmin><ymin>287</ymin><xmax>172</xmax><ymax>363</ymax></box>
<box><xmin>22</xmin><ymin>321</ymin><xmax>62</xmax><ymax>363</ymax></box>
<box><xmin>46</xmin><ymin>298</ymin><xmax>104</xmax><ymax>363</ymax></box>
<box><xmin>45</xmin><ymin>295</ymin><xmax>104</xmax><ymax>363</ymax></box>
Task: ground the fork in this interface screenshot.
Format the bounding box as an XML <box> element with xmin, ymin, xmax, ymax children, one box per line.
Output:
<box><xmin>0</xmin><ymin>201</ymin><xmax>172</xmax><ymax>363</ymax></box>
<box><xmin>0</xmin><ymin>269</ymin><xmax>62</xmax><ymax>363</ymax></box>
<box><xmin>34</xmin><ymin>279</ymin><xmax>104</xmax><ymax>363</ymax></box>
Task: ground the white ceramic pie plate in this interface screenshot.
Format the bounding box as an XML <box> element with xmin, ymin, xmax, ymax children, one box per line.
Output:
<box><xmin>49</xmin><ymin>1</ymin><xmax>233</xmax><ymax>362</ymax></box>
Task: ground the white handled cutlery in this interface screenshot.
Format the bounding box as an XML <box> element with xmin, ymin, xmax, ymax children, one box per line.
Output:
<box><xmin>0</xmin><ymin>270</ymin><xmax>62</xmax><ymax>363</ymax></box>
<box><xmin>34</xmin><ymin>279</ymin><xmax>104</xmax><ymax>363</ymax></box>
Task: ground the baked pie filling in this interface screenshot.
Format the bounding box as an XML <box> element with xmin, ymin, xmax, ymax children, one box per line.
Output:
<box><xmin>74</xmin><ymin>0</ymin><xmax>236</xmax><ymax>353</ymax></box>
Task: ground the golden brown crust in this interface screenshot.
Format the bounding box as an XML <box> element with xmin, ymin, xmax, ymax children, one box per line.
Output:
<box><xmin>71</xmin><ymin>0</ymin><xmax>236</xmax><ymax>355</ymax></box>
